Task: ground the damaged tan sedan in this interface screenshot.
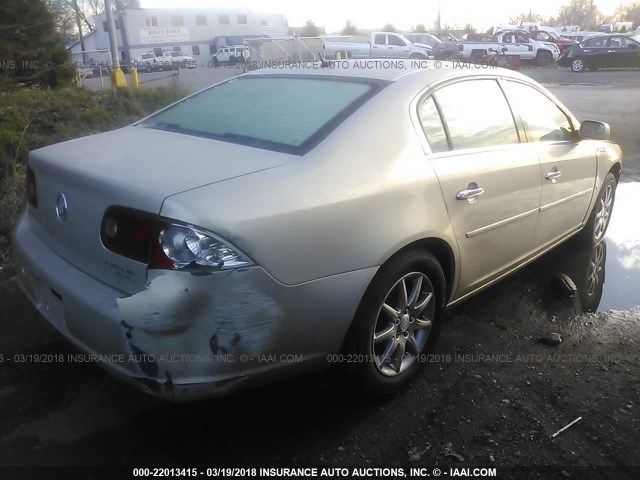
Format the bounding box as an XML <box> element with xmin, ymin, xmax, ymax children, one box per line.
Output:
<box><xmin>13</xmin><ymin>63</ymin><xmax>621</xmax><ymax>400</ymax></box>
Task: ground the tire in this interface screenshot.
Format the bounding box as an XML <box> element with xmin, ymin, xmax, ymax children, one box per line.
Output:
<box><xmin>409</xmin><ymin>53</ymin><xmax>426</xmax><ymax>60</ymax></box>
<box><xmin>212</xmin><ymin>57</ymin><xmax>219</xmax><ymax>67</ymax></box>
<box><xmin>571</xmin><ymin>57</ymin><xmax>586</xmax><ymax>72</ymax></box>
<box><xmin>536</xmin><ymin>50</ymin><xmax>553</xmax><ymax>67</ymax></box>
<box><xmin>343</xmin><ymin>249</ymin><xmax>445</xmax><ymax>394</ymax></box>
<box><xmin>579</xmin><ymin>173</ymin><xmax>617</xmax><ymax>246</ymax></box>
<box><xmin>470</xmin><ymin>51</ymin><xmax>484</xmax><ymax>64</ymax></box>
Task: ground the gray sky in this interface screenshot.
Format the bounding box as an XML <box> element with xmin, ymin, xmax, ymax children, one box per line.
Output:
<box><xmin>140</xmin><ymin>0</ymin><xmax>621</xmax><ymax>32</ymax></box>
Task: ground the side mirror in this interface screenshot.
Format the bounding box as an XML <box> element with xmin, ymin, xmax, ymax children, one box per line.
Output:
<box><xmin>580</xmin><ymin>120</ymin><xmax>610</xmax><ymax>140</ymax></box>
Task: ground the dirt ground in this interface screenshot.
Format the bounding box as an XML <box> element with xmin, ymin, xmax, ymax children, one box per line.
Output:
<box><xmin>0</xmin><ymin>68</ymin><xmax>639</xmax><ymax>478</ymax></box>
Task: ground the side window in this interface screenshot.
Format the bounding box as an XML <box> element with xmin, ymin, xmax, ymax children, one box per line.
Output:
<box><xmin>388</xmin><ymin>35</ymin><xmax>406</xmax><ymax>46</ymax></box>
<box><xmin>432</xmin><ymin>80</ymin><xmax>519</xmax><ymax>150</ymax></box>
<box><xmin>374</xmin><ymin>34</ymin><xmax>386</xmax><ymax>45</ymax></box>
<box><xmin>417</xmin><ymin>97</ymin><xmax>449</xmax><ymax>153</ymax></box>
<box><xmin>538</xmin><ymin>32</ymin><xmax>551</xmax><ymax>41</ymax></box>
<box><xmin>505</xmin><ymin>81</ymin><xmax>574</xmax><ymax>142</ymax></box>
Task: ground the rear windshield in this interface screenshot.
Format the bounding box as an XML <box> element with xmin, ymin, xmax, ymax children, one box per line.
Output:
<box><xmin>139</xmin><ymin>75</ymin><xmax>386</xmax><ymax>155</ymax></box>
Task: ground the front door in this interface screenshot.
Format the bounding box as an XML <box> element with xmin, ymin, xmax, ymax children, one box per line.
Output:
<box><xmin>503</xmin><ymin>80</ymin><xmax>597</xmax><ymax>246</ymax></box>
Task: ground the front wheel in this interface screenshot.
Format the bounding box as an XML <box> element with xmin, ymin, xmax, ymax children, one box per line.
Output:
<box><xmin>409</xmin><ymin>53</ymin><xmax>427</xmax><ymax>60</ymax></box>
<box><xmin>579</xmin><ymin>173</ymin><xmax>617</xmax><ymax>246</ymax></box>
<box><xmin>571</xmin><ymin>57</ymin><xmax>586</xmax><ymax>72</ymax></box>
<box><xmin>343</xmin><ymin>250</ymin><xmax>445</xmax><ymax>394</ymax></box>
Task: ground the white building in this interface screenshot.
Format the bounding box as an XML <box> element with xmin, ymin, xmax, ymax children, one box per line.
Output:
<box><xmin>71</xmin><ymin>7</ymin><xmax>289</xmax><ymax>64</ymax></box>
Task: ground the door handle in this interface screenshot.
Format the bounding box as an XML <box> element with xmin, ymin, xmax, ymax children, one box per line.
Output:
<box><xmin>456</xmin><ymin>186</ymin><xmax>485</xmax><ymax>200</ymax></box>
<box><xmin>545</xmin><ymin>170</ymin><xmax>562</xmax><ymax>180</ymax></box>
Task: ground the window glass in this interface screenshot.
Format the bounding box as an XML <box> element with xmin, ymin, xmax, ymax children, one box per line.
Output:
<box><xmin>505</xmin><ymin>81</ymin><xmax>574</xmax><ymax>142</ymax></box>
<box><xmin>219</xmin><ymin>14</ymin><xmax>230</xmax><ymax>25</ymax></box>
<box><xmin>237</xmin><ymin>14</ymin><xmax>248</xmax><ymax>24</ymax></box>
<box><xmin>196</xmin><ymin>15</ymin><xmax>207</xmax><ymax>26</ymax></box>
<box><xmin>433</xmin><ymin>80</ymin><xmax>519</xmax><ymax>150</ymax></box>
<box><xmin>583</xmin><ymin>37</ymin><xmax>606</xmax><ymax>48</ymax></box>
<box><xmin>374</xmin><ymin>34</ymin><xmax>386</xmax><ymax>45</ymax></box>
<box><xmin>537</xmin><ymin>32</ymin><xmax>551</xmax><ymax>41</ymax></box>
<box><xmin>192</xmin><ymin>45</ymin><xmax>200</xmax><ymax>56</ymax></box>
<box><xmin>171</xmin><ymin>16</ymin><xmax>183</xmax><ymax>27</ymax></box>
<box><xmin>417</xmin><ymin>97</ymin><xmax>448</xmax><ymax>153</ymax></box>
<box><xmin>388</xmin><ymin>35</ymin><xmax>406</xmax><ymax>46</ymax></box>
<box><xmin>141</xmin><ymin>77</ymin><xmax>383</xmax><ymax>154</ymax></box>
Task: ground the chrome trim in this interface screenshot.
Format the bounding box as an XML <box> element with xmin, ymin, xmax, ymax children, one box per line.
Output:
<box><xmin>448</xmin><ymin>224</ymin><xmax>583</xmax><ymax>307</ymax></box>
<box><xmin>539</xmin><ymin>188</ymin><xmax>592</xmax><ymax>213</ymax></box>
<box><xmin>465</xmin><ymin>207</ymin><xmax>538</xmax><ymax>238</ymax></box>
<box><xmin>456</xmin><ymin>187</ymin><xmax>485</xmax><ymax>200</ymax></box>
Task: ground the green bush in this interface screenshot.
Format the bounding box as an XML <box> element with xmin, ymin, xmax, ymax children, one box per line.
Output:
<box><xmin>0</xmin><ymin>86</ymin><xmax>184</xmax><ymax>182</ymax></box>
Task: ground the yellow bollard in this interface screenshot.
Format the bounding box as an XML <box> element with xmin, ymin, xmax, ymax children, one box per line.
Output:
<box><xmin>130</xmin><ymin>66</ymin><xmax>139</xmax><ymax>89</ymax></box>
<box><xmin>111</xmin><ymin>66</ymin><xmax>127</xmax><ymax>88</ymax></box>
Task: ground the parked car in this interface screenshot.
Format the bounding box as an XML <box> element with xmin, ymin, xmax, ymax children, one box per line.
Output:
<box><xmin>458</xmin><ymin>29</ymin><xmax>560</xmax><ymax>66</ymax></box>
<box><xmin>404</xmin><ymin>33</ymin><xmax>442</xmax><ymax>49</ymax></box>
<box><xmin>13</xmin><ymin>64</ymin><xmax>621</xmax><ymax>401</ymax></box>
<box><xmin>559</xmin><ymin>34</ymin><xmax>640</xmax><ymax>71</ymax></box>
<box><xmin>133</xmin><ymin>53</ymin><xmax>173</xmax><ymax>73</ymax></box>
<box><xmin>528</xmin><ymin>29</ymin><xmax>578</xmax><ymax>53</ymax></box>
<box><xmin>323</xmin><ymin>32</ymin><xmax>432</xmax><ymax>59</ymax></box>
<box><xmin>160</xmin><ymin>51</ymin><xmax>197</xmax><ymax>69</ymax></box>
<box><xmin>211</xmin><ymin>45</ymin><xmax>248</xmax><ymax>66</ymax></box>
<box><xmin>419</xmin><ymin>32</ymin><xmax>461</xmax><ymax>60</ymax></box>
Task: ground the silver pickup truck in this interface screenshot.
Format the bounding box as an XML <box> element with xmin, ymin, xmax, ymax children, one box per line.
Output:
<box><xmin>457</xmin><ymin>30</ymin><xmax>560</xmax><ymax>66</ymax></box>
<box><xmin>323</xmin><ymin>32</ymin><xmax>432</xmax><ymax>60</ymax></box>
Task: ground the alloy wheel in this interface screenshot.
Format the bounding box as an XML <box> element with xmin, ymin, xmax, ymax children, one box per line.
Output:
<box><xmin>593</xmin><ymin>184</ymin><xmax>614</xmax><ymax>242</ymax></box>
<box><xmin>372</xmin><ymin>272</ymin><xmax>435</xmax><ymax>376</ymax></box>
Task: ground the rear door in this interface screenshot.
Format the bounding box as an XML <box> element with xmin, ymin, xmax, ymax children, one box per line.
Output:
<box><xmin>371</xmin><ymin>33</ymin><xmax>386</xmax><ymax>57</ymax></box>
<box><xmin>417</xmin><ymin>79</ymin><xmax>542</xmax><ymax>298</ymax></box>
<box><xmin>503</xmin><ymin>80</ymin><xmax>597</xmax><ymax>247</ymax></box>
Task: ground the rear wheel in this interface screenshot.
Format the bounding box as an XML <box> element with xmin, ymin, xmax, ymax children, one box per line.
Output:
<box><xmin>470</xmin><ymin>51</ymin><xmax>484</xmax><ymax>64</ymax></box>
<box><xmin>536</xmin><ymin>50</ymin><xmax>553</xmax><ymax>67</ymax></box>
<box><xmin>571</xmin><ymin>57</ymin><xmax>586</xmax><ymax>72</ymax></box>
<box><xmin>343</xmin><ymin>250</ymin><xmax>445</xmax><ymax>394</ymax></box>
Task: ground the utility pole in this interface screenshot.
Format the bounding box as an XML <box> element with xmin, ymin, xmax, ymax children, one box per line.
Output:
<box><xmin>437</xmin><ymin>1</ymin><xmax>442</xmax><ymax>32</ymax></box>
<box><xmin>114</xmin><ymin>0</ymin><xmax>131</xmax><ymax>63</ymax></box>
<box><xmin>104</xmin><ymin>0</ymin><xmax>126</xmax><ymax>87</ymax></box>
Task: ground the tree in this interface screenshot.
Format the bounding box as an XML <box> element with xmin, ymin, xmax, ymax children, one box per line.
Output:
<box><xmin>509</xmin><ymin>10</ymin><xmax>544</xmax><ymax>25</ymax></box>
<box><xmin>412</xmin><ymin>24</ymin><xmax>427</xmax><ymax>33</ymax></box>
<box><xmin>1</xmin><ymin>0</ymin><xmax>75</xmax><ymax>88</ymax></box>
<box><xmin>463</xmin><ymin>23</ymin><xmax>475</xmax><ymax>33</ymax></box>
<box><xmin>301</xmin><ymin>19</ymin><xmax>320</xmax><ymax>37</ymax></box>
<box><xmin>557</xmin><ymin>0</ymin><xmax>603</xmax><ymax>29</ymax></box>
<box><xmin>382</xmin><ymin>23</ymin><xmax>396</xmax><ymax>32</ymax></box>
<box><xmin>615</xmin><ymin>2</ymin><xmax>640</xmax><ymax>27</ymax></box>
<box><xmin>341</xmin><ymin>20</ymin><xmax>357</xmax><ymax>35</ymax></box>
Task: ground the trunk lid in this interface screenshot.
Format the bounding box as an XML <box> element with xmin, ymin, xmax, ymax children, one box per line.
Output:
<box><xmin>27</xmin><ymin>126</ymin><xmax>294</xmax><ymax>294</ymax></box>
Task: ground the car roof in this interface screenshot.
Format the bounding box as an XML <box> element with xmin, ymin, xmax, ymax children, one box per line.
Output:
<box><xmin>245</xmin><ymin>59</ymin><xmax>534</xmax><ymax>85</ymax></box>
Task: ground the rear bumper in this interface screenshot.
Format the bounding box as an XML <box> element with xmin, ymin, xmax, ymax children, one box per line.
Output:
<box><xmin>12</xmin><ymin>211</ymin><xmax>375</xmax><ymax>401</ymax></box>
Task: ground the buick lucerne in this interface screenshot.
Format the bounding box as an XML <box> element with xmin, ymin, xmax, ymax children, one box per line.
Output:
<box><xmin>13</xmin><ymin>63</ymin><xmax>621</xmax><ymax>400</ymax></box>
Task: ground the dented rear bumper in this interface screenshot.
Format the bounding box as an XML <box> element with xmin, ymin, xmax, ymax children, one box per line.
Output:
<box><xmin>13</xmin><ymin>211</ymin><xmax>376</xmax><ymax>401</ymax></box>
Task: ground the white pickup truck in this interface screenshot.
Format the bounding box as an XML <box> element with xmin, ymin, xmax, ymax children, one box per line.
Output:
<box><xmin>160</xmin><ymin>51</ymin><xmax>197</xmax><ymax>68</ymax></box>
<box><xmin>457</xmin><ymin>30</ymin><xmax>560</xmax><ymax>66</ymax></box>
<box><xmin>323</xmin><ymin>32</ymin><xmax>432</xmax><ymax>60</ymax></box>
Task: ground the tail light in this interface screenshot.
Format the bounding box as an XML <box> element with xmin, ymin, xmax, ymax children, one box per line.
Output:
<box><xmin>101</xmin><ymin>206</ymin><xmax>253</xmax><ymax>271</ymax></box>
<box><xmin>26</xmin><ymin>166</ymin><xmax>37</xmax><ymax>208</ymax></box>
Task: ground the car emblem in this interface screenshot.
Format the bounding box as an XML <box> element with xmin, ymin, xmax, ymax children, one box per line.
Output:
<box><xmin>55</xmin><ymin>193</ymin><xmax>68</xmax><ymax>222</ymax></box>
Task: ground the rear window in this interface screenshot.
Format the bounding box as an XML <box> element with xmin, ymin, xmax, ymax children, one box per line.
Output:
<box><xmin>140</xmin><ymin>75</ymin><xmax>387</xmax><ymax>155</ymax></box>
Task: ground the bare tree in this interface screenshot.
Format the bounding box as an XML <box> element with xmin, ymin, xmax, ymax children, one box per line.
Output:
<box><xmin>557</xmin><ymin>0</ymin><xmax>603</xmax><ymax>29</ymax></box>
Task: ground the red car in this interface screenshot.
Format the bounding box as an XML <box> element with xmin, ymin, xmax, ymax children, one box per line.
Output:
<box><xmin>528</xmin><ymin>30</ymin><xmax>577</xmax><ymax>53</ymax></box>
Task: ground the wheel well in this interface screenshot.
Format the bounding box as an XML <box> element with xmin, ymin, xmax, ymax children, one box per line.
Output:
<box><xmin>384</xmin><ymin>238</ymin><xmax>455</xmax><ymax>303</ymax></box>
<box><xmin>610</xmin><ymin>163</ymin><xmax>622</xmax><ymax>182</ymax></box>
